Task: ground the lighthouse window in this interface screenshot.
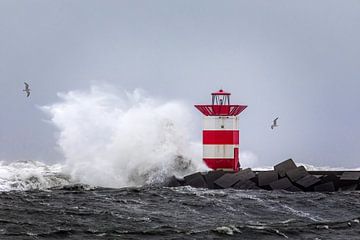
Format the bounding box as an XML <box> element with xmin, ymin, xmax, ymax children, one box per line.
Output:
<box><xmin>212</xmin><ymin>95</ymin><xmax>230</xmax><ymax>105</ymax></box>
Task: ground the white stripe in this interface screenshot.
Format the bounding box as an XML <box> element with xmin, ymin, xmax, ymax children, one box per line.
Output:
<box><xmin>203</xmin><ymin>145</ymin><xmax>238</xmax><ymax>159</ymax></box>
<box><xmin>203</xmin><ymin>116</ymin><xmax>239</xmax><ymax>130</ymax></box>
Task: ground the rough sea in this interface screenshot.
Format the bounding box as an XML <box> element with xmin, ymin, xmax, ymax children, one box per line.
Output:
<box><xmin>1</xmin><ymin>164</ymin><xmax>360</xmax><ymax>240</ymax></box>
<box><xmin>2</xmin><ymin>88</ymin><xmax>359</xmax><ymax>239</ymax></box>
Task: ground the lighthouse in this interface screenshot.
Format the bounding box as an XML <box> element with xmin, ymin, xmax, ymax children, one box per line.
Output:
<box><xmin>195</xmin><ymin>89</ymin><xmax>247</xmax><ymax>171</ymax></box>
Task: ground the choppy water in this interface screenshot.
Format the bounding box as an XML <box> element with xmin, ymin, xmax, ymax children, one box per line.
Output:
<box><xmin>1</xmin><ymin>186</ymin><xmax>360</xmax><ymax>240</ymax></box>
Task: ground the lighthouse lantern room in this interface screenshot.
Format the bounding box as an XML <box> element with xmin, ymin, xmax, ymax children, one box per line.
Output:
<box><xmin>195</xmin><ymin>89</ymin><xmax>247</xmax><ymax>171</ymax></box>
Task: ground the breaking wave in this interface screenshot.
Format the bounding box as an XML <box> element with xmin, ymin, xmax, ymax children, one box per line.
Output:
<box><xmin>41</xmin><ymin>85</ymin><xmax>206</xmax><ymax>188</ymax></box>
<box><xmin>0</xmin><ymin>160</ymin><xmax>70</xmax><ymax>191</ymax></box>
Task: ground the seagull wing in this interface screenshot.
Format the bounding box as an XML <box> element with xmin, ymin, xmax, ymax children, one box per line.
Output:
<box><xmin>274</xmin><ymin>117</ymin><xmax>279</xmax><ymax>125</ymax></box>
<box><xmin>26</xmin><ymin>91</ymin><xmax>30</xmax><ymax>97</ymax></box>
<box><xmin>24</xmin><ymin>82</ymin><xmax>29</xmax><ymax>89</ymax></box>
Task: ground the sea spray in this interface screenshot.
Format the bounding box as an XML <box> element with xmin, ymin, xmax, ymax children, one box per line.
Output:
<box><xmin>0</xmin><ymin>160</ymin><xmax>70</xmax><ymax>191</ymax></box>
<box><xmin>42</xmin><ymin>85</ymin><xmax>206</xmax><ymax>188</ymax></box>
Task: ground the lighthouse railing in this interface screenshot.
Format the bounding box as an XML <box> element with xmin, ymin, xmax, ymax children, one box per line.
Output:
<box><xmin>194</xmin><ymin>105</ymin><xmax>247</xmax><ymax>116</ymax></box>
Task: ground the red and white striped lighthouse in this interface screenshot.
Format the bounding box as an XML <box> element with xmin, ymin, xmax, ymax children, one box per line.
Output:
<box><xmin>195</xmin><ymin>89</ymin><xmax>247</xmax><ymax>171</ymax></box>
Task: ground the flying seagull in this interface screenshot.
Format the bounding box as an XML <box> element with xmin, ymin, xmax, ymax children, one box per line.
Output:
<box><xmin>23</xmin><ymin>82</ymin><xmax>31</xmax><ymax>97</ymax></box>
<box><xmin>271</xmin><ymin>117</ymin><xmax>279</xmax><ymax>129</ymax></box>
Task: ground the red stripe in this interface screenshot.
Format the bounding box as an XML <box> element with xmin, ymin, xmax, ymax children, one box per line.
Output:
<box><xmin>203</xmin><ymin>158</ymin><xmax>236</xmax><ymax>170</ymax></box>
<box><xmin>203</xmin><ymin>148</ymin><xmax>240</xmax><ymax>171</ymax></box>
<box><xmin>203</xmin><ymin>130</ymin><xmax>239</xmax><ymax>144</ymax></box>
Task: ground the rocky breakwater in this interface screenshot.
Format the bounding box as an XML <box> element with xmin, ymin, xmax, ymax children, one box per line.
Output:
<box><xmin>166</xmin><ymin>159</ymin><xmax>360</xmax><ymax>192</ymax></box>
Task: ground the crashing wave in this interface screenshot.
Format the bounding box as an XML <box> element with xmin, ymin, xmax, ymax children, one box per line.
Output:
<box><xmin>42</xmin><ymin>86</ymin><xmax>206</xmax><ymax>188</ymax></box>
<box><xmin>0</xmin><ymin>160</ymin><xmax>71</xmax><ymax>191</ymax></box>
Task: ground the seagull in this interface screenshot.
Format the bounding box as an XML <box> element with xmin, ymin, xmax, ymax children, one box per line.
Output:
<box><xmin>271</xmin><ymin>117</ymin><xmax>279</xmax><ymax>129</ymax></box>
<box><xmin>23</xmin><ymin>82</ymin><xmax>31</xmax><ymax>97</ymax></box>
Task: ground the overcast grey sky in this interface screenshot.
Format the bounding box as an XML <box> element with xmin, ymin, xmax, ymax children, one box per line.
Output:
<box><xmin>0</xmin><ymin>0</ymin><xmax>359</xmax><ymax>167</ymax></box>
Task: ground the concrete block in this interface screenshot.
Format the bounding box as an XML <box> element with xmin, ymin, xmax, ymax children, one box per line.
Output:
<box><xmin>286</xmin><ymin>185</ymin><xmax>302</xmax><ymax>192</ymax></box>
<box><xmin>166</xmin><ymin>176</ymin><xmax>182</xmax><ymax>187</ymax></box>
<box><xmin>339</xmin><ymin>184</ymin><xmax>358</xmax><ymax>191</ymax></box>
<box><xmin>314</xmin><ymin>182</ymin><xmax>336</xmax><ymax>192</ymax></box>
<box><xmin>296</xmin><ymin>175</ymin><xmax>321</xmax><ymax>189</ymax></box>
<box><xmin>203</xmin><ymin>170</ymin><xmax>225</xmax><ymax>189</ymax></box>
<box><xmin>286</xmin><ymin>166</ymin><xmax>309</xmax><ymax>182</ymax></box>
<box><xmin>213</xmin><ymin>173</ymin><xmax>233</xmax><ymax>188</ymax></box>
<box><xmin>237</xmin><ymin>168</ymin><xmax>256</xmax><ymax>180</ymax></box>
<box><xmin>214</xmin><ymin>168</ymin><xmax>255</xmax><ymax>188</ymax></box>
<box><xmin>184</xmin><ymin>172</ymin><xmax>207</xmax><ymax>188</ymax></box>
<box><xmin>340</xmin><ymin>180</ymin><xmax>359</xmax><ymax>190</ymax></box>
<box><xmin>232</xmin><ymin>180</ymin><xmax>260</xmax><ymax>190</ymax></box>
<box><xmin>258</xmin><ymin>171</ymin><xmax>278</xmax><ymax>187</ymax></box>
<box><xmin>274</xmin><ymin>159</ymin><xmax>297</xmax><ymax>177</ymax></box>
<box><xmin>340</xmin><ymin>172</ymin><xmax>360</xmax><ymax>181</ymax></box>
<box><xmin>321</xmin><ymin>174</ymin><xmax>340</xmax><ymax>189</ymax></box>
<box><xmin>269</xmin><ymin>178</ymin><xmax>293</xmax><ymax>190</ymax></box>
<box><xmin>250</xmin><ymin>175</ymin><xmax>259</xmax><ymax>186</ymax></box>
<box><xmin>184</xmin><ymin>172</ymin><xmax>202</xmax><ymax>182</ymax></box>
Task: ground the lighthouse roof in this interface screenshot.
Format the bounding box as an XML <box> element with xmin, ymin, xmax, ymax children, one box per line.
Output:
<box><xmin>211</xmin><ymin>89</ymin><xmax>231</xmax><ymax>96</ymax></box>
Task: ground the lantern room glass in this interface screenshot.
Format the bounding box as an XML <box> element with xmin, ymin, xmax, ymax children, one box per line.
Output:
<box><xmin>212</xmin><ymin>94</ymin><xmax>230</xmax><ymax>105</ymax></box>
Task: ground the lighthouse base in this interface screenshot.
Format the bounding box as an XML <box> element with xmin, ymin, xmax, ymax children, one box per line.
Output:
<box><xmin>166</xmin><ymin>159</ymin><xmax>360</xmax><ymax>192</ymax></box>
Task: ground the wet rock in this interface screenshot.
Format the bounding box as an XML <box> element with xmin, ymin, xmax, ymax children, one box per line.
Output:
<box><xmin>320</xmin><ymin>173</ymin><xmax>340</xmax><ymax>190</ymax></box>
<box><xmin>340</xmin><ymin>172</ymin><xmax>360</xmax><ymax>181</ymax></box>
<box><xmin>286</xmin><ymin>166</ymin><xmax>309</xmax><ymax>182</ymax></box>
<box><xmin>184</xmin><ymin>172</ymin><xmax>207</xmax><ymax>188</ymax></box>
<box><xmin>258</xmin><ymin>171</ymin><xmax>278</xmax><ymax>187</ymax></box>
<box><xmin>166</xmin><ymin>176</ymin><xmax>182</xmax><ymax>187</ymax></box>
<box><xmin>296</xmin><ymin>175</ymin><xmax>321</xmax><ymax>189</ymax></box>
<box><xmin>232</xmin><ymin>180</ymin><xmax>260</xmax><ymax>190</ymax></box>
<box><xmin>339</xmin><ymin>184</ymin><xmax>358</xmax><ymax>191</ymax></box>
<box><xmin>203</xmin><ymin>170</ymin><xmax>225</xmax><ymax>189</ymax></box>
<box><xmin>214</xmin><ymin>168</ymin><xmax>255</xmax><ymax>189</ymax></box>
<box><xmin>286</xmin><ymin>185</ymin><xmax>302</xmax><ymax>192</ymax></box>
<box><xmin>269</xmin><ymin>178</ymin><xmax>293</xmax><ymax>190</ymax></box>
<box><xmin>274</xmin><ymin>159</ymin><xmax>297</xmax><ymax>177</ymax></box>
<box><xmin>314</xmin><ymin>182</ymin><xmax>336</xmax><ymax>192</ymax></box>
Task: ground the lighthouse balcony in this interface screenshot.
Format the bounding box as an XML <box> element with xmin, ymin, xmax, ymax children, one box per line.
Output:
<box><xmin>195</xmin><ymin>105</ymin><xmax>247</xmax><ymax>116</ymax></box>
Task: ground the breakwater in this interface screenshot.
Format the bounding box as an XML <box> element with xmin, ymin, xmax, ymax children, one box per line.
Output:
<box><xmin>166</xmin><ymin>159</ymin><xmax>360</xmax><ymax>192</ymax></box>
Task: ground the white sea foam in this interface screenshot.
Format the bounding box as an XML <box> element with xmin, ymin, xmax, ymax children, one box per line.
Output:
<box><xmin>253</xmin><ymin>162</ymin><xmax>360</xmax><ymax>172</ymax></box>
<box><xmin>299</xmin><ymin>163</ymin><xmax>360</xmax><ymax>171</ymax></box>
<box><xmin>214</xmin><ymin>225</ymin><xmax>241</xmax><ymax>235</ymax></box>
<box><xmin>0</xmin><ymin>160</ymin><xmax>70</xmax><ymax>191</ymax></box>
<box><xmin>42</xmin><ymin>85</ymin><xmax>206</xmax><ymax>188</ymax></box>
